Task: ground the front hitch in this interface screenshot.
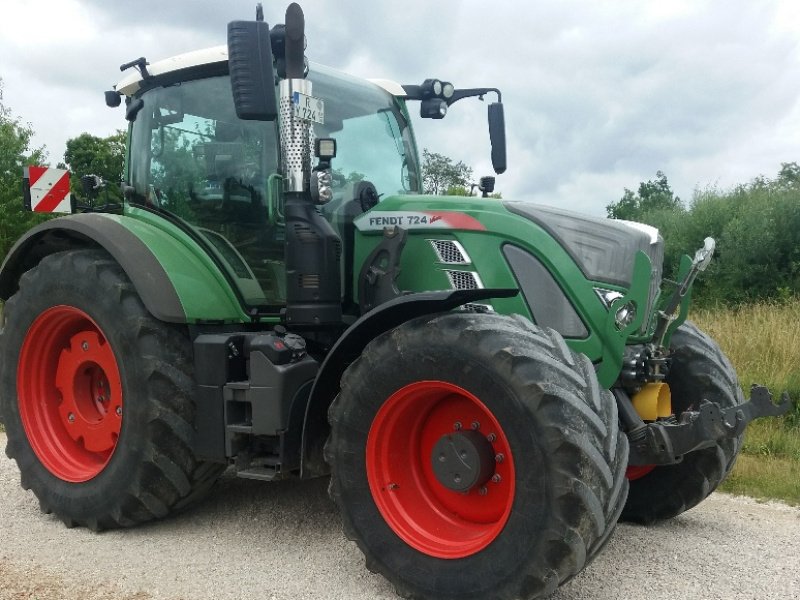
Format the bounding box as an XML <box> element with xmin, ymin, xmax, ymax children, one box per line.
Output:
<box><xmin>652</xmin><ymin>237</ymin><xmax>716</xmax><ymax>349</ymax></box>
<box><xmin>628</xmin><ymin>385</ymin><xmax>790</xmax><ymax>466</ymax></box>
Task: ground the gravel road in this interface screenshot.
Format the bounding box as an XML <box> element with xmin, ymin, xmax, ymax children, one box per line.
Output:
<box><xmin>1</xmin><ymin>432</ymin><xmax>798</xmax><ymax>600</ymax></box>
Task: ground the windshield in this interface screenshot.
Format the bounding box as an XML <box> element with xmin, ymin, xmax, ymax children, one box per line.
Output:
<box><xmin>309</xmin><ymin>65</ymin><xmax>420</xmax><ymax>196</ymax></box>
<box><xmin>126</xmin><ymin>66</ymin><xmax>420</xmax><ymax>311</ymax></box>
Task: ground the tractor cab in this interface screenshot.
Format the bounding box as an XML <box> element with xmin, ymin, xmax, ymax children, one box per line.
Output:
<box><xmin>121</xmin><ymin>55</ymin><xmax>421</xmax><ymax>312</ymax></box>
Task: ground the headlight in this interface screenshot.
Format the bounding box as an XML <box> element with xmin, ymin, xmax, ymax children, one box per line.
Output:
<box><xmin>595</xmin><ymin>288</ymin><xmax>636</xmax><ymax>330</ymax></box>
<box><xmin>614</xmin><ymin>302</ymin><xmax>636</xmax><ymax>330</ymax></box>
<box><xmin>595</xmin><ymin>288</ymin><xmax>624</xmax><ymax>307</ymax></box>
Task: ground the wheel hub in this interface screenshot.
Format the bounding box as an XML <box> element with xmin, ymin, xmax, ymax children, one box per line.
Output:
<box><xmin>54</xmin><ymin>331</ymin><xmax>122</xmax><ymax>453</ymax></box>
<box><xmin>17</xmin><ymin>305</ymin><xmax>124</xmax><ymax>482</ymax></box>
<box><xmin>366</xmin><ymin>380</ymin><xmax>515</xmax><ymax>559</ymax></box>
<box><xmin>431</xmin><ymin>430</ymin><xmax>495</xmax><ymax>492</ymax></box>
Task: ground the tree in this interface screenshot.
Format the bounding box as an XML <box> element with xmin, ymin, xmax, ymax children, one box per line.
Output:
<box><xmin>0</xmin><ymin>79</ymin><xmax>50</xmax><ymax>262</ymax></box>
<box><xmin>775</xmin><ymin>161</ymin><xmax>800</xmax><ymax>190</ymax></box>
<box><xmin>61</xmin><ymin>130</ymin><xmax>127</xmax><ymax>194</ymax></box>
<box><xmin>606</xmin><ymin>171</ymin><xmax>683</xmax><ymax>221</ymax></box>
<box><xmin>422</xmin><ymin>148</ymin><xmax>473</xmax><ymax>195</ymax></box>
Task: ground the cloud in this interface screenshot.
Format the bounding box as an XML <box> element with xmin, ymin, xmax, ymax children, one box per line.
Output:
<box><xmin>1</xmin><ymin>0</ymin><xmax>799</xmax><ymax>214</ymax></box>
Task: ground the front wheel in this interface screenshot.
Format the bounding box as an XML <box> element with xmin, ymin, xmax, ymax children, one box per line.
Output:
<box><xmin>326</xmin><ymin>313</ymin><xmax>628</xmax><ymax>600</ymax></box>
<box><xmin>621</xmin><ymin>322</ymin><xmax>745</xmax><ymax>524</ymax></box>
<box><xmin>0</xmin><ymin>250</ymin><xmax>225</xmax><ymax>530</ymax></box>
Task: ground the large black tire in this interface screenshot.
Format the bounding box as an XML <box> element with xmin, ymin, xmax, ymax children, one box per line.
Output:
<box><xmin>0</xmin><ymin>250</ymin><xmax>225</xmax><ymax>530</ymax></box>
<box><xmin>621</xmin><ymin>321</ymin><xmax>745</xmax><ymax>524</ymax></box>
<box><xmin>326</xmin><ymin>313</ymin><xmax>628</xmax><ymax>600</ymax></box>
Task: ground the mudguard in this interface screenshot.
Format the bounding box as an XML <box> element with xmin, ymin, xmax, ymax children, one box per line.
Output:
<box><xmin>0</xmin><ymin>213</ymin><xmax>245</xmax><ymax>324</ymax></box>
<box><xmin>299</xmin><ymin>287</ymin><xmax>518</xmax><ymax>477</ymax></box>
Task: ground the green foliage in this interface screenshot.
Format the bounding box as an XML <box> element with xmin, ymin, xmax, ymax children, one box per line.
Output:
<box><xmin>421</xmin><ymin>148</ymin><xmax>473</xmax><ymax>195</ymax></box>
<box><xmin>61</xmin><ymin>130</ymin><xmax>127</xmax><ymax>195</ymax></box>
<box><xmin>0</xmin><ymin>80</ymin><xmax>51</xmax><ymax>262</ymax></box>
<box><xmin>615</xmin><ymin>164</ymin><xmax>800</xmax><ymax>305</ymax></box>
<box><xmin>444</xmin><ymin>185</ymin><xmax>471</xmax><ymax>196</ymax></box>
<box><xmin>606</xmin><ymin>170</ymin><xmax>683</xmax><ymax>221</ymax></box>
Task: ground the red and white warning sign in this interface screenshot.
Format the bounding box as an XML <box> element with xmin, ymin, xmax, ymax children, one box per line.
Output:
<box><xmin>24</xmin><ymin>166</ymin><xmax>72</xmax><ymax>213</ymax></box>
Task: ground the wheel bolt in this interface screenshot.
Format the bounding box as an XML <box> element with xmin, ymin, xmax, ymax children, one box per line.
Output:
<box><xmin>492</xmin><ymin>474</ymin><xmax>502</xmax><ymax>483</ymax></box>
<box><xmin>478</xmin><ymin>486</ymin><xmax>488</xmax><ymax>496</ymax></box>
<box><xmin>67</xmin><ymin>413</ymin><xmax>75</xmax><ymax>423</ymax></box>
<box><xmin>81</xmin><ymin>341</ymin><xmax>89</xmax><ymax>351</ymax></box>
<box><xmin>97</xmin><ymin>395</ymin><xmax>105</xmax><ymax>403</ymax></box>
<box><xmin>487</xmin><ymin>433</ymin><xmax>497</xmax><ymax>443</ymax></box>
<box><xmin>495</xmin><ymin>453</ymin><xmax>505</xmax><ymax>463</ymax></box>
<box><xmin>115</xmin><ymin>407</ymin><xmax>122</xmax><ymax>416</ymax></box>
<box><xmin>388</xmin><ymin>483</ymin><xmax>398</xmax><ymax>490</ymax></box>
<box><xmin>453</xmin><ymin>421</ymin><xmax>462</xmax><ymax>431</ymax></box>
<box><xmin>471</xmin><ymin>421</ymin><xmax>480</xmax><ymax>430</ymax></box>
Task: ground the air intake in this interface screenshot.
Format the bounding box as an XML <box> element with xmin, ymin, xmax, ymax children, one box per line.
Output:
<box><xmin>445</xmin><ymin>270</ymin><xmax>483</xmax><ymax>290</ymax></box>
<box><xmin>429</xmin><ymin>240</ymin><xmax>471</xmax><ymax>264</ymax></box>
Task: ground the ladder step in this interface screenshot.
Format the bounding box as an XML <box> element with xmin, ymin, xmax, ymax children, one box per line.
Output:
<box><xmin>226</xmin><ymin>423</ymin><xmax>252</xmax><ymax>434</ymax></box>
<box><xmin>236</xmin><ymin>466</ymin><xmax>278</xmax><ymax>481</ymax></box>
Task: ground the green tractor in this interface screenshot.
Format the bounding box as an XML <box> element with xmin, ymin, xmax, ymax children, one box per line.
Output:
<box><xmin>0</xmin><ymin>4</ymin><xmax>787</xmax><ymax>599</ymax></box>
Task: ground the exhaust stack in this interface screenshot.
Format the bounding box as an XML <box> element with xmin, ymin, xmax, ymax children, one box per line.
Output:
<box><xmin>278</xmin><ymin>3</ymin><xmax>342</xmax><ymax>328</ymax></box>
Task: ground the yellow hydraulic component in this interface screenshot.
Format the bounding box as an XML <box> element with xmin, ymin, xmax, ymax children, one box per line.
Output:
<box><xmin>631</xmin><ymin>382</ymin><xmax>672</xmax><ymax>421</ymax></box>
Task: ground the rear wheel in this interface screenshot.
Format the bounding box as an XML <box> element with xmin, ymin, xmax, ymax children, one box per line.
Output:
<box><xmin>621</xmin><ymin>322</ymin><xmax>744</xmax><ymax>524</ymax></box>
<box><xmin>326</xmin><ymin>313</ymin><xmax>628</xmax><ymax>600</ymax></box>
<box><xmin>0</xmin><ymin>249</ymin><xmax>225</xmax><ymax>530</ymax></box>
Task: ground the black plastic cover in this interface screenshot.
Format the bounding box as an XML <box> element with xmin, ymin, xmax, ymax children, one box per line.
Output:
<box><xmin>227</xmin><ymin>20</ymin><xmax>278</xmax><ymax>120</ymax></box>
<box><xmin>283</xmin><ymin>196</ymin><xmax>343</xmax><ymax>328</ymax></box>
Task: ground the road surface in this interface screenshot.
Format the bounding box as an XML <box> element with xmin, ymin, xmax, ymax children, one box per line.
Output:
<box><xmin>1</xmin><ymin>433</ymin><xmax>798</xmax><ymax>600</ymax></box>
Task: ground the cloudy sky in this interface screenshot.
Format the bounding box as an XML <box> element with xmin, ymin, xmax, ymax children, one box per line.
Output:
<box><xmin>1</xmin><ymin>0</ymin><xmax>799</xmax><ymax>215</ymax></box>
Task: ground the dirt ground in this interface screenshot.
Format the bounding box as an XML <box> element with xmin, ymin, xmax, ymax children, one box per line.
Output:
<box><xmin>1</xmin><ymin>432</ymin><xmax>799</xmax><ymax>600</ymax></box>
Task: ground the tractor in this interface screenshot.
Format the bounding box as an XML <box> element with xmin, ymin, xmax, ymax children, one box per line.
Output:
<box><xmin>0</xmin><ymin>4</ymin><xmax>787</xmax><ymax>600</ymax></box>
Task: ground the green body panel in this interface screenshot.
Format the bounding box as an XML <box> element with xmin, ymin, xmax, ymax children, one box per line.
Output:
<box><xmin>662</xmin><ymin>254</ymin><xmax>693</xmax><ymax>347</ymax></box>
<box><xmin>116</xmin><ymin>207</ymin><xmax>252</xmax><ymax>323</ymax></box>
<box><xmin>353</xmin><ymin>195</ymin><xmax>655</xmax><ymax>388</ymax></box>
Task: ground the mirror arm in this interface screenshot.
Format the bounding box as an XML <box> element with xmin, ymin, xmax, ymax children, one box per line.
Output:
<box><xmin>400</xmin><ymin>85</ymin><xmax>502</xmax><ymax>105</ymax></box>
<box><xmin>447</xmin><ymin>87</ymin><xmax>501</xmax><ymax>105</ymax></box>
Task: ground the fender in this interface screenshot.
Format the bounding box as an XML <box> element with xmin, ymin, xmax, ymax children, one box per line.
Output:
<box><xmin>0</xmin><ymin>213</ymin><xmax>244</xmax><ymax>323</ymax></box>
<box><xmin>299</xmin><ymin>287</ymin><xmax>518</xmax><ymax>477</ymax></box>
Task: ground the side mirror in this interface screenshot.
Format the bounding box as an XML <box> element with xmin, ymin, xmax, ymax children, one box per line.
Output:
<box><xmin>488</xmin><ymin>102</ymin><xmax>507</xmax><ymax>175</ymax></box>
<box><xmin>227</xmin><ymin>19</ymin><xmax>279</xmax><ymax>120</ymax></box>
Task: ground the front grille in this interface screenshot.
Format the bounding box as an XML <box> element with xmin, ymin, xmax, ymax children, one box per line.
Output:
<box><xmin>430</xmin><ymin>240</ymin><xmax>471</xmax><ymax>264</ymax></box>
<box><xmin>445</xmin><ymin>270</ymin><xmax>483</xmax><ymax>290</ymax></box>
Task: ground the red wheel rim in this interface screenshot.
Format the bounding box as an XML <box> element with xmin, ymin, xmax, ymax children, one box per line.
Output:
<box><xmin>17</xmin><ymin>306</ymin><xmax>123</xmax><ymax>482</ymax></box>
<box><xmin>626</xmin><ymin>465</ymin><xmax>656</xmax><ymax>480</ymax></box>
<box><xmin>366</xmin><ymin>381</ymin><xmax>515</xmax><ymax>559</ymax></box>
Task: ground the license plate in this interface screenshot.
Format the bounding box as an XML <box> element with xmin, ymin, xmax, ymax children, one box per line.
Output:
<box><xmin>292</xmin><ymin>92</ymin><xmax>325</xmax><ymax>124</ymax></box>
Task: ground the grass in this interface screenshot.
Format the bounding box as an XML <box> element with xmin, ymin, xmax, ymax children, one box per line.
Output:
<box><xmin>692</xmin><ymin>300</ymin><xmax>800</xmax><ymax>505</ymax></box>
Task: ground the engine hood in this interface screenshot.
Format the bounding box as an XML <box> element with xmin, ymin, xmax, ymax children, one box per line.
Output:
<box><xmin>503</xmin><ymin>201</ymin><xmax>664</xmax><ymax>288</ymax></box>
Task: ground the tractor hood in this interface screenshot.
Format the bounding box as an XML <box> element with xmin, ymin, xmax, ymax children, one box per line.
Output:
<box><xmin>503</xmin><ymin>201</ymin><xmax>664</xmax><ymax>289</ymax></box>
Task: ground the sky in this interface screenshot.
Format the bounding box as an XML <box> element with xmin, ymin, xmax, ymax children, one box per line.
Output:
<box><xmin>1</xmin><ymin>0</ymin><xmax>799</xmax><ymax>215</ymax></box>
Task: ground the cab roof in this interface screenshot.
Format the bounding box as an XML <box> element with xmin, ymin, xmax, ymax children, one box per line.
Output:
<box><xmin>115</xmin><ymin>45</ymin><xmax>406</xmax><ymax>98</ymax></box>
